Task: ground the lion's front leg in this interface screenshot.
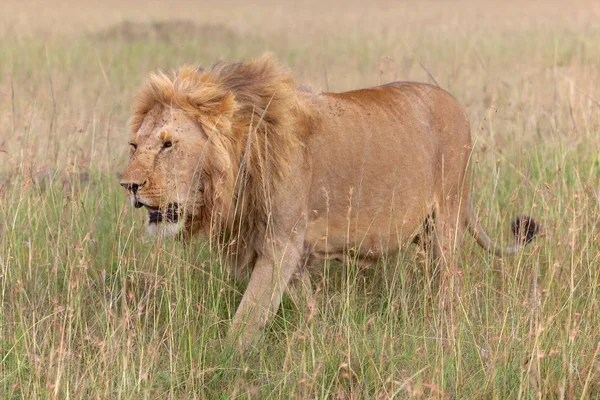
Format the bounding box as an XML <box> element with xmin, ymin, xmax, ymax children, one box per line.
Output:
<box><xmin>229</xmin><ymin>242</ymin><xmax>302</xmax><ymax>350</ymax></box>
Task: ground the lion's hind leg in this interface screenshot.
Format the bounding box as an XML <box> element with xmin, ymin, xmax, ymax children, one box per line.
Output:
<box><xmin>431</xmin><ymin>199</ymin><xmax>466</xmax><ymax>339</ymax></box>
<box><xmin>412</xmin><ymin>215</ymin><xmax>437</xmax><ymax>298</ymax></box>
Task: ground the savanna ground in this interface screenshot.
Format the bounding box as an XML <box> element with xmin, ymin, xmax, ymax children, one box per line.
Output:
<box><xmin>1</xmin><ymin>0</ymin><xmax>599</xmax><ymax>398</ymax></box>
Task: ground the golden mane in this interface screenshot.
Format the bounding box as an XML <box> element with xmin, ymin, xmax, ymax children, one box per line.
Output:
<box><xmin>129</xmin><ymin>53</ymin><xmax>314</xmax><ymax>251</ymax></box>
<box><xmin>122</xmin><ymin>54</ymin><xmax>540</xmax><ymax>347</ymax></box>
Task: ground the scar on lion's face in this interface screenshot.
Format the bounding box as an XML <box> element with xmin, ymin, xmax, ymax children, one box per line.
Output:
<box><xmin>122</xmin><ymin>104</ymin><xmax>210</xmax><ymax>237</ymax></box>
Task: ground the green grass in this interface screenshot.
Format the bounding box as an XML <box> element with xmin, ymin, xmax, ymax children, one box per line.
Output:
<box><xmin>1</xmin><ymin>2</ymin><xmax>600</xmax><ymax>398</ymax></box>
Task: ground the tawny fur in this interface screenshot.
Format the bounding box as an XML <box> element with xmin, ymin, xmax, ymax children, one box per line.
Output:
<box><xmin>121</xmin><ymin>53</ymin><xmax>537</xmax><ymax>348</ymax></box>
<box><xmin>127</xmin><ymin>55</ymin><xmax>313</xmax><ymax>258</ymax></box>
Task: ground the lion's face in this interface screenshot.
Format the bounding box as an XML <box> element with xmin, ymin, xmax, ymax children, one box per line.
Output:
<box><xmin>120</xmin><ymin>104</ymin><xmax>209</xmax><ymax>237</ymax></box>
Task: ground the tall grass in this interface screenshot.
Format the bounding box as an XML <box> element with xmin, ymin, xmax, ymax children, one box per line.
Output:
<box><xmin>1</xmin><ymin>1</ymin><xmax>599</xmax><ymax>398</ymax></box>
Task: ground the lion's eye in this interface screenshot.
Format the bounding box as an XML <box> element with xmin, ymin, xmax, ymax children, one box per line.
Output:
<box><xmin>163</xmin><ymin>141</ymin><xmax>173</xmax><ymax>149</ymax></box>
<box><xmin>129</xmin><ymin>142</ymin><xmax>137</xmax><ymax>151</ymax></box>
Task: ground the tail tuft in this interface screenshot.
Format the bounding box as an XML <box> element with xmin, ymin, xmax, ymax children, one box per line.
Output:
<box><xmin>511</xmin><ymin>216</ymin><xmax>539</xmax><ymax>245</ymax></box>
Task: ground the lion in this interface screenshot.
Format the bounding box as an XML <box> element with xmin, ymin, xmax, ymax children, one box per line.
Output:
<box><xmin>120</xmin><ymin>53</ymin><xmax>538</xmax><ymax>347</ymax></box>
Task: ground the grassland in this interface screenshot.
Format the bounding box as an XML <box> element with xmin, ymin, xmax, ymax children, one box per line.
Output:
<box><xmin>1</xmin><ymin>0</ymin><xmax>599</xmax><ymax>398</ymax></box>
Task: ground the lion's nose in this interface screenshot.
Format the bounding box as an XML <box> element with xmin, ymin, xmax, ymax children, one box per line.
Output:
<box><xmin>120</xmin><ymin>180</ymin><xmax>147</xmax><ymax>194</ymax></box>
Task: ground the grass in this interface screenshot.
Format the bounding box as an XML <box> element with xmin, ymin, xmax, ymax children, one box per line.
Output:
<box><xmin>1</xmin><ymin>0</ymin><xmax>600</xmax><ymax>398</ymax></box>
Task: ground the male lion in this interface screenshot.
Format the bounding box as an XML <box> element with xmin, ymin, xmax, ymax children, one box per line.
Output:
<box><xmin>121</xmin><ymin>54</ymin><xmax>538</xmax><ymax>347</ymax></box>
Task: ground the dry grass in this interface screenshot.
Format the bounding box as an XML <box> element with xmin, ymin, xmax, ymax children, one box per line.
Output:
<box><xmin>1</xmin><ymin>0</ymin><xmax>599</xmax><ymax>398</ymax></box>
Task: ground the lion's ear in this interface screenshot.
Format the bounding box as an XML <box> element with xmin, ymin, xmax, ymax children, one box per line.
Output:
<box><xmin>206</xmin><ymin>92</ymin><xmax>235</xmax><ymax>133</ymax></box>
<box><xmin>192</xmin><ymin>91</ymin><xmax>236</xmax><ymax>134</ymax></box>
<box><xmin>217</xmin><ymin>92</ymin><xmax>235</xmax><ymax>120</ymax></box>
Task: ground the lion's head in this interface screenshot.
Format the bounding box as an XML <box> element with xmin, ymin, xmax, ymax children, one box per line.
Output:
<box><xmin>120</xmin><ymin>54</ymin><xmax>310</xmax><ymax>239</ymax></box>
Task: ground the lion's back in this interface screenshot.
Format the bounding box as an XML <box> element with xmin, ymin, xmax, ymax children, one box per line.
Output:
<box><xmin>303</xmin><ymin>82</ymin><xmax>472</xmax><ymax>257</ymax></box>
<box><xmin>307</xmin><ymin>81</ymin><xmax>471</xmax><ymax>195</ymax></box>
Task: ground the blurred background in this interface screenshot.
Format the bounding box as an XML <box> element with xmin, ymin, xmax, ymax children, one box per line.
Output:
<box><xmin>1</xmin><ymin>0</ymin><xmax>599</xmax><ymax>176</ymax></box>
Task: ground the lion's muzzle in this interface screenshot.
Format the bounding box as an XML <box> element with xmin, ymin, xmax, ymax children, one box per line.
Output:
<box><xmin>148</xmin><ymin>203</ymin><xmax>180</xmax><ymax>225</ymax></box>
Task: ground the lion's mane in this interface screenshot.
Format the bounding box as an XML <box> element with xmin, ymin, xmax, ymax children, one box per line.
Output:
<box><xmin>129</xmin><ymin>54</ymin><xmax>313</xmax><ymax>256</ymax></box>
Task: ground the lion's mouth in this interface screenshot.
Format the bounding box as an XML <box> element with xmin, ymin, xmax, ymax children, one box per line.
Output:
<box><xmin>137</xmin><ymin>202</ymin><xmax>180</xmax><ymax>224</ymax></box>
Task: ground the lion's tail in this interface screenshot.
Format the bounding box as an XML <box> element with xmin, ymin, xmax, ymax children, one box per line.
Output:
<box><xmin>466</xmin><ymin>197</ymin><xmax>539</xmax><ymax>256</ymax></box>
